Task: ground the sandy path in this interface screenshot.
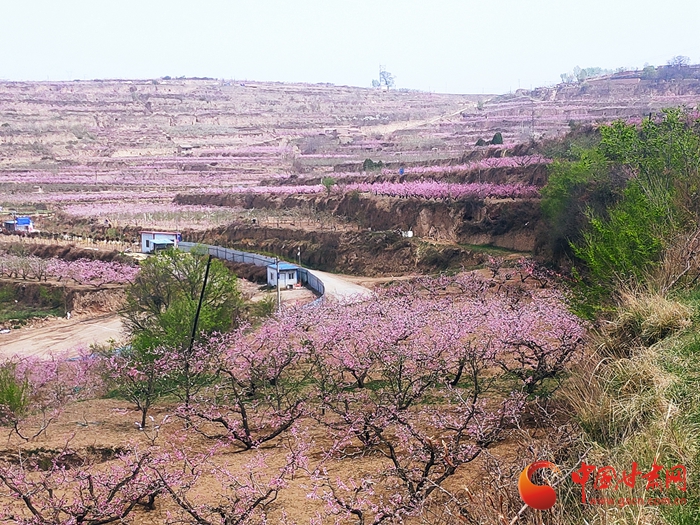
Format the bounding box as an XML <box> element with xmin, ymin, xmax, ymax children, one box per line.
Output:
<box><xmin>307</xmin><ymin>269</ymin><xmax>373</xmax><ymax>301</ymax></box>
<box><xmin>0</xmin><ymin>267</ymin><xmax>369</xmax><ymax>359</ymax></box>
<box><xmin>0</xmin><ymin>314</ymin><xmax>124</xmax><ymax>358</ymax></box>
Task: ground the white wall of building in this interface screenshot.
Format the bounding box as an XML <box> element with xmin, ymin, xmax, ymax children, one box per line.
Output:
<box><xmin>141</xmin><ymin>232</ymin><xmax>180</xmax><ymax>253</ymax></box>
<box><xmin>266</xmin><ymin>266</ymin><xmax>299</xmax><ymax>288</ymax></box>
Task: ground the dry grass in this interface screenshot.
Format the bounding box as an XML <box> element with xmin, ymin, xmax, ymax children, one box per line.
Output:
<box><xmin>561</xmin><ymin>285</ymin><xmax>699</xmax><ymax>525</ymax></box>
<box><xmin>563</xmin><ymin>346</ymin><xmax>671</xmax><ymax>446</ymax></box>
<box><xmin>650</xmin><ymin>230</ymin><xmax>700</xmax><ymax>294</ymax></box>
<box><xmin>601</xmin><ymin>291</ymin><xmax>692</xmax><ymax>357</ymax></box>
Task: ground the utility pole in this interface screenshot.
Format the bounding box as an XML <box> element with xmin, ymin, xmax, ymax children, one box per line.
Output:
<box><xmin>275</xmin><ymin>257</ymin><xmax>281</xmax><ymax>312</ymax></box>
<box><xmin>184</xmin><ymin>254</ymin><xmax>212</xmax><ymax>409</ymax></box>
<box><xmin>188</xmin><ymin>254</ymin><xmax>212</xmax><ymax>353</ymax></box>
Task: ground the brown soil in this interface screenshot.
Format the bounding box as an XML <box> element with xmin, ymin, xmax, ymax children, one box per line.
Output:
<box><xmin>34</xmin><ymin>213</ymin><xmax>503</xmax><ymax>277</ymax></box>
<box><xmin>0</xmin><ymin>278</ymin><xmax>126</xmax><ymax>317</ymax></box>
<box><xmin>175</xmin><ymin>192</ymin><xmax>541</xmax><ymax>252</ymax></box>
<box><xmin>184</xmin><ymin>225</ymin><xmax>487</xmax><ymax>277</ymax></box>
<box><xmin>0</xmin><ymin>240</ymin><xmax>131</xmax><ymax>263</ymax></box>
<box><xmin>221</xmin><ymin>260</ymin><xmax>268</xmax><ymax>284</ymax></box>
<box><xmin>0</xmin><ymin>397</ymin><xmax>542</xmax><ymax>525</ymax></box>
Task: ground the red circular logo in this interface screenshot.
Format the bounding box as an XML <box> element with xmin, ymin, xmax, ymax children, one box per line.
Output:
<box><xmin>518</xmin><ymin>461</ymin><xmax>559</xmax><ymax>510</ymax></box>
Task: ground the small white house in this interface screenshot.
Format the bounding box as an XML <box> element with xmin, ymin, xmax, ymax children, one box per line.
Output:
<box><xmin>267</xmin><ymin>263</ymin><xmax>300</xmax><ymax>289</ymax></box>
<box><xmin>140</xmin><ymin>231</ymin><xmax>181</xmax><ymax>253</ymax></box>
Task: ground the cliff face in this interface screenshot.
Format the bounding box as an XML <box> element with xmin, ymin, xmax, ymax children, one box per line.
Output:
<box><xmin>175</xmin><ymin>192</ymin><xmax>542</xmax><ymax>252</ymax></box>
<box><xmin>184</xmin><ymin>225</ymin><xmax>487</xmax><ymax>277</ymax></box>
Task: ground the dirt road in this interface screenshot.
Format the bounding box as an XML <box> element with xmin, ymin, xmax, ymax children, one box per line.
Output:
<box><xmin>307</xmin><ymin>269</ymin><xmax>373</xmax><ymax>301</ymax></box>
<box><xmin>0</xmin><ymin>269</ymin><xmax>371</xmax><ymax>359</ymax></box>
<box><xmin>0</xmin><ymin>314</ymin><xmax>123</xmax><ymax>358</ymax></box>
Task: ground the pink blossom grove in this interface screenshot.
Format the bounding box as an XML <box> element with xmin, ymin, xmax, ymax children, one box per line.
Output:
<box><xmin>0</xmin><ymin>271</ymin><xmax>586</xmax><ymax>524</ymax></box>
<box><xmin>189</xmin><ymin>180</ymin><xmax>540</xmax><ymax>200</ymax></box>
<box><xmin>0</xmin><ymin>253</ymin><xmax>139</xmax><ymax>286</ymax></box>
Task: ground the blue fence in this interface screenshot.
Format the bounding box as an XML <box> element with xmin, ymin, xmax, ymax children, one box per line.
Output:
<box><xmin>178</xmin><ymin>242</ymin><xmax>325</xmax><ymax>296</ymax></box>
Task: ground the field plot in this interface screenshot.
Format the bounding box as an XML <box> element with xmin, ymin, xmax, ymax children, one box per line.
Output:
<box><xmin>0</xmin><ymin>270</ymin><xmax>586</xmax><ymax>525</ymax></box>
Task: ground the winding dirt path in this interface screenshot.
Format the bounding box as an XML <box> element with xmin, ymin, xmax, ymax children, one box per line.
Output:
<box><xmin>0</xmin><ymin>314</ymin><xmax>123</xmax><ymax>358</ymax></box>
<box><xmin>0</xmin><ymin>260</ymin><xmax>373</xmax><ymax>359</ymax></box>
<box><xmin>307</xmin><ymin>269</ymin><xmax>373</xmax><ymax>301</ymax></box>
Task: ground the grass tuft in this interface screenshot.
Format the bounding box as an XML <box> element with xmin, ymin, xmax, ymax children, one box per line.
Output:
<box><xmin>602</xmin><ymin>291</ymin><xmax>692</xmax><ymax>356</ymax></box>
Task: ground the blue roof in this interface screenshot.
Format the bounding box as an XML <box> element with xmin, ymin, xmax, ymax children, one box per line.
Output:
<box><xmin>268</xmin><ymin>263</ymin><xmax>299</xmax><ymax>271</ymax></box>
<box><xmin>16</xmin><ymin>217</ymin><xmax>31</xmax><ymax>225</ymax></box>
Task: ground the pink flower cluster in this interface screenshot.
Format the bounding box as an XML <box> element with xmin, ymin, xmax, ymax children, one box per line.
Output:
<box><xmin>189</xmin><ymin>180</ymin><xmax>538</xmax><ymax>200</ymax></box>
<box><xmin>343</xmin><ymin>180</ymin><xmax>540</xmax><ymax>199</ymax></box>
<box><xmin>0</xmin><ymin>253</ymin><xmax>139</xmax><ymax>287</ymax></box>
<box><xmin>192</xmin><ymin>184</ymin><xmax>326</xmax><ymax>195</ymax></box>
<box><xmin>51</xmin><ymin>258</ymin><xmax>140</xmax><ymax>287</ymax></box>
<box><xmin>383</xmin><ymin>154</ymin><xmax>552</xmax><ymax>176</ymax></box>
<box><xmin>0</xmin><ymin>271</ymin><xmax>586</xmax><ymax>524</ymax></box>
<box><xmin>1</xmin><ymin>191</ymin><xmax>158</xmax><ymax>204</ymax></box>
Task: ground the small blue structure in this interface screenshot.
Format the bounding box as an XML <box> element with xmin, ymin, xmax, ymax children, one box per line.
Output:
<box><xmin>267</xmin><ymin>262</ymin><xmax>300</xmax><ymax>289</ymax></box>
<box><xmin>3</xmin><ymin>216</ymin><xmax>34</xmax><ymax>233</ymax></box>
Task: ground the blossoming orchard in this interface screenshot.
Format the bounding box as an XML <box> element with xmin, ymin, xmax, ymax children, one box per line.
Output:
<box><xmin>3</xmin><ymin>73</ymin><xmax>695</xmax><ymax>525</ymax></box>
<box><xmin>0</xmin><ymin>270</ymin><xmax>586</xmax><ymax>523</ymax></box>
<box><xmin>0</xmin><ymin>253</ymin><xmax>138</xmax><ymax>287</ymax></box>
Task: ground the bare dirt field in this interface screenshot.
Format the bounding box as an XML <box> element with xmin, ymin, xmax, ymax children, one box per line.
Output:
<box><xmin>1</xmin><ymin>396</ymin><xmax>526</xmax><ymax>525</ymax></box>
<box><xmin>0</xmin><ymin>313</ymin><xmax>124</xmax><ymax>357</ymax></box>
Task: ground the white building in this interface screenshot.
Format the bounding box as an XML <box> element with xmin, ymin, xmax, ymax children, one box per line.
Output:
<box><xmin>267</xmin><ymin>262</ymin><xmax>300</xmax><ymax>289</ymax></box>
<box><xmin>140</xmin><ymin>231</ymin><xmax>181</xmax><ymax>253</ymax></box>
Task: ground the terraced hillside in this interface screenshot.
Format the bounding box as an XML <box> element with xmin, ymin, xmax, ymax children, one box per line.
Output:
<box><xmin>1</xmin><ymin>69</ymin><xmax>699</xmax><ymax>274</ymax></box>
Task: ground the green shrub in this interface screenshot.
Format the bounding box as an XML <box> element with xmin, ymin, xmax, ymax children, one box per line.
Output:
<box><xmin>541</xmin><ymin>109</ymin><xmax>700</xmax><ymax>298</ymax></box>
<box><xmin>38</xmin><ymin>286</ymin><xmax>63</xmax><ymax>308</ymax></box>
<box><xmin>574</xmin><ymin>181</ymin><xmax>668</xmax><ymax>285</ymax></box>
<box><xmin>321</xmin><ymin>176</ymin><xmax>336</xmax><ymax>196</ymax></box>
<box><xmin>539</xmin><ymin>148</ymin><xmax>614</xmax><ymax>259</ymax></box>
<box><xmin>0</xmin><ymin>361</ymin><xmax>29</xmax><ymax>424</ymax></box>
<box><xmin>362</xmin><ymin>158</ymin><xmax>384</xmax><ymax>171</ymax></box>
<box><xmin>248</xmin><ymin>295</ymin><xmax>276</xmax><ymax>320</ymax></box>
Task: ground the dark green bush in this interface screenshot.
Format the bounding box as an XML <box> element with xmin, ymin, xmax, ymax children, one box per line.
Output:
<box><xmin>541</xmin><ymin>109</ymin><xmax>700</xmax><ymax>291</ymax></box>
<box><xmin>0</xmin><ymin>361</ymin><xmax>29</xmax><ymax>424</ymax></box>
<box><xmin>362</xmin><ymin>158</ymin><xmax>384</xmax><ymax>171</ymax></box>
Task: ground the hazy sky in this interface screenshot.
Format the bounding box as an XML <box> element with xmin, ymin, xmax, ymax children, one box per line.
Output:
<box><xmin>1</xmin><ymin>0</ymin><xmax>698</xmax><ymax>94</ymax></box>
